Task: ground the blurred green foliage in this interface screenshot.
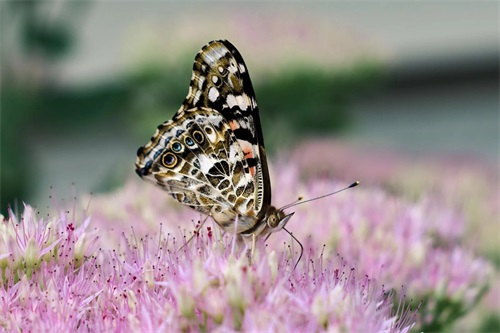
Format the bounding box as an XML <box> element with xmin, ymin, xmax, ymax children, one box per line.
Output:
<box><xmin>419</xmin><ymin>295</ymin><xmax>483</xmax><ymax>332</ymax></box>
<box><xmin>1</xmin><ymin>1</ymin><xmax>87</xmax><ymax>214</ymax></box>
<box><xmin>1</xmin><ymin>89</ymin><xmax>33</xmax><ymax>214</ymax></box>
<box><xmin>476</xmin><ymin>313</ymin><xmax>500</xmax><ymax>333</ymax></box>
<box><xmin>257</xmin><ymin>63</ymin><xmax>383</xmax><ymax>148</ymax></box>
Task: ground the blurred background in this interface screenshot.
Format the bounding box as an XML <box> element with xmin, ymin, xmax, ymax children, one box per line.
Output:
<box><xmin>1</xmin><ymin>2</ymin><xmax>498</xmax><ymax>211</ymax></box>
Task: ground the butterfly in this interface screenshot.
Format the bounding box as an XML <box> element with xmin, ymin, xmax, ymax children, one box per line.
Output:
<box><xmin>135</xmin><ymin>40</ymin><xmax>295</xmax><ymax>248</ymax></box>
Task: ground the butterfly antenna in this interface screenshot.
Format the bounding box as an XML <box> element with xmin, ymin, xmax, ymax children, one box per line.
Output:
<box><xmin>280</xmin><ymin>181</ymin><xmax>359</xmax><ymax>211</ymax></box>
<box><xmin>283</xmin><ymin>227</ymin><xmax>303</xmax><ymax>273</ymax></box>
<box><xmin>281</xmin><ymin>196</ymin><xmax>304</xmax><ymax>210</ymax></box>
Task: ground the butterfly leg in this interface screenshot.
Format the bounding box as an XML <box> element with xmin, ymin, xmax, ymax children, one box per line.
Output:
<box><xmin>250</xmin><ymin>233</ymin><xmax>256</xmax><ymax>259</ymax></box>
<box><xmin>240</xmin><ymin>233</ymin><xmax>257</xmax><ymax>264</ymax></box>
<box><xmin>231</xmin><ymin>215</ymin><xmax>239</xmax><ymax>256</ymax></box>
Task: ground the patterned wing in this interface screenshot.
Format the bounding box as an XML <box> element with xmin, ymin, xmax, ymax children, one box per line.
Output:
<box><xmin>136</xmin><ymin>108</ymin><xmax>260</xmax><ymax>233</ymax></box>
<box><xmin>176</xmin><ymin>40</ymin><xmax>271</xmax><ymax>214</ymax></box>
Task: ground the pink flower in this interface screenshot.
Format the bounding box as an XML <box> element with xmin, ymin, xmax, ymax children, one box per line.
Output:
<box><xmin>87</xmin><ymin>154</ymin><xmax>493</xmax><ymax>331</ymax></box>
<box><xmin>0</xmin><ymin>204</ymin><xmax>415</xmax><ymax>332</ymax></box>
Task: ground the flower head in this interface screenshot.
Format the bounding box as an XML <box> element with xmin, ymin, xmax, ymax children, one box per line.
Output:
<box><xmin>0</xmin><ymin>203</ymin><xmax>416</xmax><ymax>332</ymax></box>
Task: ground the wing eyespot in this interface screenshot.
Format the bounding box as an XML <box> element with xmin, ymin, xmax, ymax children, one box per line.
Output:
<box><xmin>162</xmin><ymin>152</ymin><xmax>178</xmax><ymax>168</ymax></box>
<box><xmin>204</xmin><ymin>126</ymin><xmax>213</xmax><ymax>135</ymax></box>
<box><xmin>193</xmin><ymin>130</ymin><xmax>205</xmax><ymax>144</ymax></box>
<box><xmin>184</xmin><ymin>136</ymin><xmax>195</xmax><ymax>147</ymax></box>
<box><xmin>171</xmin><ymin>141</ymin><xmax>183</xmax><ymax>152</ymax></box>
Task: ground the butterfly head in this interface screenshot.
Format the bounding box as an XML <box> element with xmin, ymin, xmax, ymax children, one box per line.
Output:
<box><xmin>262</xmin><ymin>206</ymin><xmax>295</xmax><ymax>235</ymax></box>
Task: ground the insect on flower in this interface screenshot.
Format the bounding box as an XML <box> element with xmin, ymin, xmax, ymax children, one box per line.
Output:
<box><xmin>135</xmin><ymin>40</ymin><xmax>358</xmax><ymax>264</ymax></box>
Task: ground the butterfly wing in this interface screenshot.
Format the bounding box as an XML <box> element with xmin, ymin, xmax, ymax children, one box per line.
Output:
<box><xmin>136</xmin><ymin>108</ymin><xmax>260</xmax><ymax>232</ymax></box>
<box><xmin>177</xmin><ymin>40</ymin><xmax>271</xmax><ymax>215</ymax></box>
<box><xmin>136</xmin><ymin>40</ymin><xmax>271</xmax><ymax>233</ymax></box>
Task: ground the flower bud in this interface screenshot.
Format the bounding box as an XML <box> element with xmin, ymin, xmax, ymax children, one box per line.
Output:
<box><xmin>74</xmin><ymin>233</ymin><xmax>88</xmax><ymax>264</ymax></box>
<box><xmin>177</xmin><ymin>286</ymin><xmax>195</xmax><ymax>319</ymax></box>
<box><xmin>24</xmin><ymin>237</ymin><xmax>40</xmax><ymax>269</ymax></box>
<box><xmin>143</xmin><ymin>259</ymin><xmax>154</xmax><ymax>289</ymax></box>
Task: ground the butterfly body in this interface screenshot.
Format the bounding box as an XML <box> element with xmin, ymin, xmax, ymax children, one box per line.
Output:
<box><xmin>136</xmin><ymin>40</ymin><xmax>293</xmax><ymax>240</ymax></box>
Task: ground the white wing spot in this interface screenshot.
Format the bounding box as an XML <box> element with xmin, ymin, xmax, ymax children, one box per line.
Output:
<box><xmin>238</xmin><ymin>63</ymin><xmax>246</xmax><ymax>73</ymax></box>
<box><xmin>228</xmin><ymin>60</ymin><xmax>238</xmax><ymax>73</ymax></box>
<box><xmin>226</xmin><ymin>94</ymin><xmax>248</xmax><ymax>110</ymax></box>
<box><xmin>228</xmin><ymin>144</ymin><xmax>239</xmax><ymax>164</ymax></box>
<box><xmin>226</xmin><ymin>94</ymin><xmax>237</xmax><ymax>108</ymax></box>
<box><xmin>218</xmin><ymin>66</ymin><xmax>224</xmax><ymax>74</ymax></box>
<box><xmin>208</xmin><ymin>87</ymin><xmax>220</xmax><ymax>102</ymax></box>
<box><xmin>211</xmin><ymin>75</ymin><xmax>218</xmax><ymax>84</ymax></box>
<box><xmin>197</xmin><ymin>155</ymin><xmax>213</xmax><ymax>173</ymax></box>
<box><xmin>236</xmin><ymin>94</ymin><xmax>248</xmax><ymax>110</ymax></box>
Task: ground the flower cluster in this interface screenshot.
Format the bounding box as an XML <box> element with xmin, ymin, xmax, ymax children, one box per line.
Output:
<box><xmin>0</xmin><ymin>206</ymin><xmax>98</xmax><ymax>285</ymax></box>
<box><xmin>84</xmin><ymin>158</ymin><xmax>493</xmax><ymax>331</ymax></box>
<box><xmin>289</xmin><ymin>139</ymin><xmax>499</xmax><ymax>258</ymax></box>
<box><xmin>0</xmin><ymin>206</ymin><xmax>415</xmax><ymax>332</ymax></box>
<box><xmin>286</xmin><ymin>140</ymin><xmax>498</xmax><ymax>330</ymax></box>
<box><xmin>263</xmin><ymin>165</ymin><xmax>493</xmax><ymax>332</ymax></box>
